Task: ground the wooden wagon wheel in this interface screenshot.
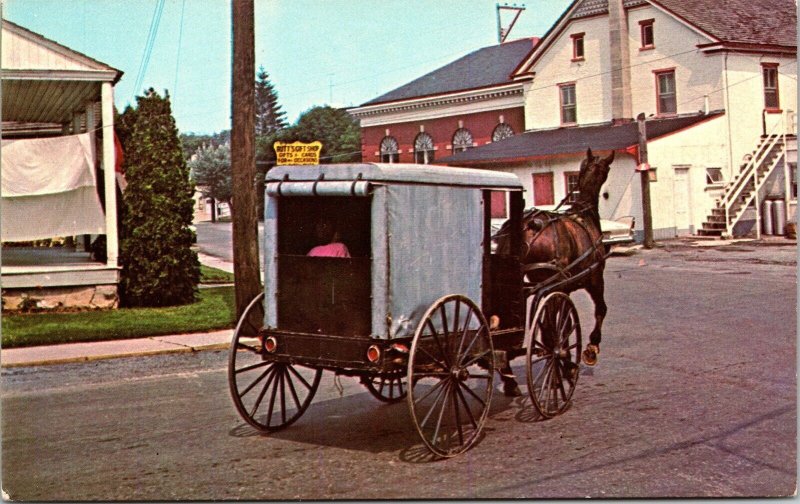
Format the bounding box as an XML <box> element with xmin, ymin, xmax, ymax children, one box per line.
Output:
<box><xmin>363</xmin><ymin>371</ymin><xmax>408</xmax><ymax>403</ymax></box>
<box><xmin>526</xmin><ymin>291</ymin><xmax>582</xmax><ymax>419</ymax></box>
<box><xmin>228</xmin><ymin>293</ymin><xmax>322</xmax><ymax>432</ymax></box>
<box><xmin>407</xmin><ymin>294</ymin><xmax>494</xmax><ymax>457</ymax></box>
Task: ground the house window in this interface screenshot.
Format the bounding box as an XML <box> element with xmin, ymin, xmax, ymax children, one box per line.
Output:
<box><xmin>640</xmin><ymin>19</ymin><xmax>654</xmax><ymax>49</ymax></box>
<box><xmin>559</xmin><ymin>83</ymin><xmax>577</xmax><ymax>125</ymax></box>
<box><xmin>565</xmin><ymin>171</ymin><xmax>580</xmax><ymax>203</ymax></box>
<box><xmin>655</xmin><ymin>70</ymin><xmax>676</xmax><ymax>115</ymax></box>
<box><xmin>790</xmin><ymin>163</ymin><xmax>797</xmax><ymax>199</ymax></box>
<box><xmin>452</xmin><ymin>128</ymin><xmax>474</xmax><ymax>153</ymax></box>
<box><xmin>492</xmin><ymin>123</ymin><xmax>515</xmax><ymax>142</ymax></box>
<box><xmin>414</xmin><ymin>132</ymin><xmax>435</xmax><ymax>164</ymax></box>
<box><xmin>706</xmin><ymin>167</ymin><xmax>724</xmax><ymax>186</ymax></box>
<box><xmin>379</xmin><ymin>136</ymin><xmax>400</xmax><ymax>163</ymax></box>
<box><xmin>763</xmin><ymin>64</ymin><xmax>780</xmax><ymax>111</ymax></box>
<box><xmin>571</xmin><ymin>33</ymin><xmax>585</xmax><ymax>61</ymax></box>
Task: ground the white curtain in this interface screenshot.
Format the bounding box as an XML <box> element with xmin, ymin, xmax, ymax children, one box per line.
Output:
<box><xmin>1</xmin><ymin>133</ymin><xmax>106</xmax><ymax>242</ymax></box>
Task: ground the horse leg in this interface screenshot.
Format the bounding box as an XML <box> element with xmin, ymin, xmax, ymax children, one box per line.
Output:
<box><xmin>582</xmin><ymin>273</ymin><xmax>607</xmax><ymax>366</ymax></box>
<box><xmin>498</xmin><ymin>364</ymin><xmax>521</xmax><ymax>397</ymax></box>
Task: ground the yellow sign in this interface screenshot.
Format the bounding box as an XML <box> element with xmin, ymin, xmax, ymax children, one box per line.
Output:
<box><xmin>274</xmin><ymin>141</ymin><xmax>322</xmax><ymax>166</ymax></box>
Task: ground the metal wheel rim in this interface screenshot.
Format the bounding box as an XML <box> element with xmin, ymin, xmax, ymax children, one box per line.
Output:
<box><xmin>364</xmin><ymin>371</ymin><xmax>408</xmax><ymax>403</ymax></box>
<box><xmin>407</xmin><ymin>294</ymin><xmax>494</xmax><ymax>457</ymax></box>
<box><xmin>526</xmin><ymin>291</ymin><xmax>581</xmax><ymax>419</ymax></box>
<box><xmin>228</xmin><ymin>293</ymin><xmax>322</xmax><ymax>431</ymax></box>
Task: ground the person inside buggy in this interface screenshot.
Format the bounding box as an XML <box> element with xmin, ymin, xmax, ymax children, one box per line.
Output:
<box><xmin>307</xmin><ymin>217</ymin><xmax>351</xmax><ymax>258</ymax></box>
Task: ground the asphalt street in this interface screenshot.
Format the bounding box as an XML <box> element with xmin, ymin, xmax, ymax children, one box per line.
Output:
<box><xmin>2</xmin><ymin>239</ymin><xmax>796</xmax><ymax>500</ymax></box>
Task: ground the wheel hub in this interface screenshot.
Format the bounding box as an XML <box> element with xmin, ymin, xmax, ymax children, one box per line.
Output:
<box><xmin>451</xmin><ymin>367</ymin><xmax>469</xmax><ymax>381</ymax></box>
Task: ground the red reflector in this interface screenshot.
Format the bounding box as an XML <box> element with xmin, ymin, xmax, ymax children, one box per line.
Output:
<box><xmin>264</xmin><ymin>337</ymin><xmax>278</xmax><ymax>353</ymax></box>
<box><xmin>366</xmin><ymin>345</ymin><xmax>381</xmax><ymax>363</ymax></box>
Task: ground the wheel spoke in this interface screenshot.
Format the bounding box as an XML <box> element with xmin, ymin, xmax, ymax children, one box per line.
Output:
<box><xmin>431</xmin><ymin>382</ymin><xmax>452</xmax><ymax>446</ymax></box>
<box><xmin>235</xmin><ymin>360</ymin><xmax>270</xmax><ymax>375</ymax></box>
<box><xmin>460</xmin><ymin>348</ymin><xmax>492</xmax><ymax>368</ymax></box>
<box><xmin>465</xmin><ymin>372</ymin><xmax>491</xmax><ymax>380</ymax></box>
<box><xmin>240</xmin><ymin>366</ymin><xmax>273</xmax><ymax>398</ymax></box>
<box><xmin>417</xmin><ymin>343</ymin><xmax>449</xmax><ymax>370</ymax></box>
<box><xmin>248</xmin><ymin>367</ymin><xmax>277</xmax><ymax>417</ymax></box>
<box><xmin>414</xmin><ymin>377</ymin><xmax>448</xmax><ymax>407</ymax></box>
<box><xmin>452</xmin><ymin>384</ymin><xmax>464</xmax><ymax>446</ymax></box>
<box><xmin>279</xmin><ymin>368</ymin><xmax>287</xmax><ymax>425</ymax></box>
<box><xmin>266</xmin><ymin>367</ymin><xmax>280</xmax><ymax>427</ymax></box>
<box><xmin>454</xmin><ymin>382</ymin><xmax>479</xmax><ymax>429</ymax></box>
<box><xmin>425</xmin><ymin>319</ymin><xmax>451</xmax><ymax>367</ymax></box>
<box><xmin>458</xmin><ymin>380</ymin><xmax>487</xmax><ymax>408</ymax></box>
<box><xmin>285</xmin><ymin>368</ymin><xmax>303</xmax><ymax>411</ymax></box>
<box><xmin>459</xmin><ymin>326</ymin><xmax>488</xmax><ymax>366</ymax></box>
<box><xmin>456</xmin><ymin>306</ymin><xmax>474</xmax><ymax>357</ymax></box>
<box><xmin>286</xmin><ymin>364</ymin><xmax>314</xmax><ymax>390</ymax></box>
<box><xmin>532</xmin><ymin>356</ymin><xmax>553</xmax><ymax>386</ymax></box>
<box><xmin>419</xmin><ymin>380</ymin><xmax>449</xmax><ymax>428</ymax></box>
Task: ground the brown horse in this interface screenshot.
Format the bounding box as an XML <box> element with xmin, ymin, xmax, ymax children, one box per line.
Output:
<box><xmin>496</xmin><ymin>148</ymin><xmax>613</xmax><ymax>394</ymax></box>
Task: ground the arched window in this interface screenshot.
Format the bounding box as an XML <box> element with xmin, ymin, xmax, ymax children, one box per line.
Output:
<box><xmin>414</xmin><ymin>132</ymin><xmax>435</xmax><ymax>164</ymax></box>
<box><xmin>452</xmin><ymin>128</ymin><xmax>474</xmax><ymax>153</ymax></box>
<box><xmin>379</xmin><ymin>136</ymin><xmax>400</xmax><ymax>163</ymax></box>
<box><xmin>492</xmin><ymin>123</ymin><xmax>515</xmax><ymax>142</ymax></box>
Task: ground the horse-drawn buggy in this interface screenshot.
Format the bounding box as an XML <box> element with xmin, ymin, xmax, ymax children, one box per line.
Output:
<box><xmin>228</xmin><ymin>150</ymin><xmax>613</xmax><ymax>457</ymax></box>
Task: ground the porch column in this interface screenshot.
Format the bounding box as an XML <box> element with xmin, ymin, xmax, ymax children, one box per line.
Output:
<box><xmin>85</xmin><ymin>101</ymin><xmax>98</xmax><ymax>252</ymax></box>
<box><xmin>101</xmin><ymin>82</ymin><xmax>119</xmax><ymax>268</ymax></box>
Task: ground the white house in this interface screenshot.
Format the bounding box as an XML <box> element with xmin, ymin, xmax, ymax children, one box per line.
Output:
<box><xmin>1</xmin><ymin>20</ymin><xmax>122</xmax><ymax>310</ymax></box>
<box><xmin>444</xmin><ymin>0</ymin><xmax>797</xmax><ymax>240</ymax></box>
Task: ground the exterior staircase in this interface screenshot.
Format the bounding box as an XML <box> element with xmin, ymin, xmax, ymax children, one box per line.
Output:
<box><xmin>699</xmin><ymin>112</ymin><xmax>793</xmax><ymax>238</ymax></box>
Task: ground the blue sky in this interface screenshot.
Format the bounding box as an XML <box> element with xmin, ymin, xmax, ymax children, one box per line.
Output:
<box><xmin>4</xmin><ymin>0</ymin><xmax>572</xmax><ymax>135</ymax></box>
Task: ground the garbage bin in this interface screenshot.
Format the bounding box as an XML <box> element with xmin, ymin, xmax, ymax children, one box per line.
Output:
<box><xmin>773</xmin><ymin>199</ymin><xmax>786</xmax><ymax>235</ymax></box>
<box><xmin>762</xmin><ymin>200</ymin><xmax>774</xmax><ymax>235</ymax></box>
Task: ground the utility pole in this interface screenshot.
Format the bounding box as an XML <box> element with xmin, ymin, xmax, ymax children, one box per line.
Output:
<box><xmin>496</xmin><ymin>3</ymin><xmax>526</xmax><ymax>43</ymax></box>
<box><xmin>637</xmin><ymin>113</ymin><xmax>655</xmax><ymax>248</ymax></box>
<box><xmin>231</xmin><ymin>0</ymin><xmax>261</xmax><ymax>319</ymax></box>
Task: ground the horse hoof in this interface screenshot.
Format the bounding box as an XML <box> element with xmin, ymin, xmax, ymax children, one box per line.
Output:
<box><xmin>582</xmin><ymin>345</ymin><xmax>599</xmax><ymax>367</ymax></box>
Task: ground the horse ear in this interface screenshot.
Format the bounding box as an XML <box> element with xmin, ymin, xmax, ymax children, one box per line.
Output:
<box><xmin>586</xmin><ymin>147</ymin><xmax>593</xmax><ymax>161</ymax></box>
<box><xmin>604</xmin><ymin>150</ymin><xmax>615</xmax><ymax>164</ymax></box>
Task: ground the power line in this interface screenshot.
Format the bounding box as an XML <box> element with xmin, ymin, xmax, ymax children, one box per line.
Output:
<box><xmin>172</xmin><ymin>0</ymin><xmax>187</xmax><ymax>102</ymax></box>
<box><xmin>131</xmin><ymin>0</ymin><xmax>166</xmax><ymax>102</ymax></box>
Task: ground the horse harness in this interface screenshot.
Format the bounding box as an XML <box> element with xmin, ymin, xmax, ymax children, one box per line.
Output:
<box><xmin>520</xmin><ymin>201</ymin><xmax>607</xmax><ymax>288</ymax></box>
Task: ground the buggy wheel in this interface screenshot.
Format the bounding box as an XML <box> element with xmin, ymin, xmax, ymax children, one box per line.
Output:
<box><xmin>228</xmin><ymin>293</ymin><xmax>322</xmax><ymax>432</ymax></box>
<box><xmin>363</xmin><ymin>372</ymin><xmax>408</xmax><ymax>403</ymax></box>
<box><xmin>407</xmin><ymin>294</ymin><xmax>494</xmax><ymax>457</ymax></box>
<box><xmin>526</xmin><ymin>292</ymin><xmax>581</xmax><ymax>419</ymax></box>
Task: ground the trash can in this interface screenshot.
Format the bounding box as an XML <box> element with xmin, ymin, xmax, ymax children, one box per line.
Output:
<box><xmin>762</xmin><ymin>200</ymin><xmax>774</xmax><ymax>235</ymax></box>
<box><xmin>773</xmin><ymin>199</ymin><xmax>786</xmax><ymax>235</ymax></box>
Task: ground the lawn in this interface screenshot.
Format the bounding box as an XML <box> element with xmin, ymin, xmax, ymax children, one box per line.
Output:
<box><xmin>2</xmin><ymin>285</ymin><xmax>236</xmax><ymax>349</ymax></box>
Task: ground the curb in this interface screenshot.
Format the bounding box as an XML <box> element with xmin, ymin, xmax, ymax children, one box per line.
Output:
<box><xmin>1</xmin><ymin>343</ymin><xmax>230</xmax><ymax>369</ymax></box>
<box><xmin>1</xmin><ymin>331</ymin><xmax>233</xmax><ymax>369</ymax></box>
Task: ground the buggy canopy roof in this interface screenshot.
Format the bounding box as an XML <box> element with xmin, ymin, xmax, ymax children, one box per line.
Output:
<box><xmin>267</xmin><ymin>163</ymin><xmax>523</xmax><ymax>190</ymax></box>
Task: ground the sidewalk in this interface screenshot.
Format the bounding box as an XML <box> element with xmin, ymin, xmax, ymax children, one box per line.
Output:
<box><xmin>1</xmin><ymin>330</ymin><xmax>232</xmax><ymax>368</ymax></box>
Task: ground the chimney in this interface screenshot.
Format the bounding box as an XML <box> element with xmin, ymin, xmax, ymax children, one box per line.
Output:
<box><xmin>608</xmin><ymin>0</ymin><xmax>632</xmax><ymax>123</ymax></box>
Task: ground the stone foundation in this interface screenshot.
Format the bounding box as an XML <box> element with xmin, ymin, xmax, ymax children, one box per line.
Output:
<box><xmin>2</xmin><ymin>285</ymin><xmax>119</xmax><ymax>312</ymax></box>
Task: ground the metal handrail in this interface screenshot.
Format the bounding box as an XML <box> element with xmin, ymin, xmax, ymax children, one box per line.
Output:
<box><xmin>721</xmin><ymin>110</ymin><xmax>789</xmax><ymax>235</ymax></box>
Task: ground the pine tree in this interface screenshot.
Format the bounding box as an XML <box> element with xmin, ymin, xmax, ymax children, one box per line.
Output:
<box><xmin>118</xmin><ymin>88</ymin><xmax>200</xmax><ymax>307</ymax></box>
<box><xmin>254</xmin><ymin>66</ymin><xmax>287</xmax><ymax>136</ymax></box>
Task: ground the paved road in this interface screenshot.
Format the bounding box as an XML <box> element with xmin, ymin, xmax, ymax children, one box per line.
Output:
<box><xmin>194</xmin><ymin>221</ymin><xmax>264</xmax><ymax>264</ymax></box>
<box><xmin>2</xmin><ymin>241</ymin><xmax>796</xmax><ymax>499</ymax></box>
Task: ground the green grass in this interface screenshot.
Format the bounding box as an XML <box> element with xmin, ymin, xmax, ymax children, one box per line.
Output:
<box><xmin>200</xmin><ymin>264</ymin><xmax>235</xmax><ymax>284</ymax></box>
<box><xmin>2</xmin><ymin>286</ymin><xmax>236</xmax><ymax>348</ymax></box>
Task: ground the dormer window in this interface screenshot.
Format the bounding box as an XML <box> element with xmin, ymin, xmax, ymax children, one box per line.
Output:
<box><xmin>640</xmin><ymin>19</ymin><xmax>654</xmax><ymax>50</ymax></box>
<box><xmin>571</xmin><ymin>33</ymin><xmax>585</xmax><ymax>61</ymax></box>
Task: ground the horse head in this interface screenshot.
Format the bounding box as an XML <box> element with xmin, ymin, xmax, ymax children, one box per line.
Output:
<box><xmin>577</xmin><ymin>147</ymin><xmax>614</xmax><ymax>208</ymax></box>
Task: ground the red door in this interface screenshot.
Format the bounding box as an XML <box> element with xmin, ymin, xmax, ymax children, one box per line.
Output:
<box><xmin>532</xmin><ymin>172</ymin><xmax>554</xmax><ymax>206</ymax></box>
